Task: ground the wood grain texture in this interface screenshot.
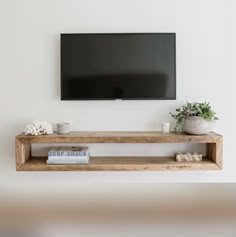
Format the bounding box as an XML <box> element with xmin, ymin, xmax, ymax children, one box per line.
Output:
<box><xmin>15</xmin><ymin>131</ymin><xmax>223</xmax><ymax>171</ymax></box>
<box><xmin>207</xmin><ymin>137</ymin><xmax>223</xmax><ymax>169</ymax></box>
<box><xmin>15</xmin><ymin>138</ymin><xmax>31</xmax><ymax>170</ymax></box>
<box><xmin>16</xmin><ymin>131</ymin><xmax>222</xmax><ymax>144</ymax></box>
<box><xmin>19</xmin><ymin>156</ymin><xmax>219</xmax><ymax>171</ymax></box>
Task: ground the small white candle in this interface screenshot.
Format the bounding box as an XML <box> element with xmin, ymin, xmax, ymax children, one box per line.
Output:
<box><xmin>161</xmin><ymin>122</ymin><xmax>170</xmax><ymax>133</ymax></box>
<box><xmin>57</xmin><ymin>123</ymin><xmax>70</xmax><ymax>134</ymax></box>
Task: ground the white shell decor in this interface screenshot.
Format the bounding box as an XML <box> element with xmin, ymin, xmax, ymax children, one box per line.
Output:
<box><xmin>182</xmin><ymin>117</ymin><xmax>213</xmax><ymax>135</ymax></box>
<box><xmin>24</xmin><ymin>120</ymin><xmax>53</xmax><ymax>136</ymax></box>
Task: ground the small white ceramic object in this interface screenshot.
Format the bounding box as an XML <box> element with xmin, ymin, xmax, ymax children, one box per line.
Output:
<box><xmin>161</xmin><ymin>122</ymin><xmax>170</xmax><ymax>133</ymax></box>
<box><xmin>57</xmin><ymin>123</ymin><xmax>70</xmax><ymax>134</ymax></box>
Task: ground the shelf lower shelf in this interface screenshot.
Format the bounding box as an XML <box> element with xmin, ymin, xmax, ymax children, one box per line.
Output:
<box><xmin>17</xmin><ymin>156</ymin><xmax>219</xmax><ymax>171</ymax></box>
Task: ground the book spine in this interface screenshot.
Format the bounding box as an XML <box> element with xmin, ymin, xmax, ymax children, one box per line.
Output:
<box><xmin>48</xmin><ymin>156</ymin><xmax>89</xmax><ymax>161</ymax></box>
<box><xmin>48</xmin><ymin>151</ymin><xmax>90</xmax><ymax>157</ymax></box>
<box><xmin>47</xmin><ymin>159</ymin><xmax>89</xmax><ymax>165</ymax></box>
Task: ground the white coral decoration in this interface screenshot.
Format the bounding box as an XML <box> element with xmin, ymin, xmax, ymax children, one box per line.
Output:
<box><xmin>24</xmin><ymin>120</ymin><xmax>53</xmax><ymax>135</ymax></box>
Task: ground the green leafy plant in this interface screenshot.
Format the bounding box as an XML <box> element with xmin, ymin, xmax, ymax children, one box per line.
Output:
<box><xmin>170</xmin><ymin>102</ymin><xmax>218</xmax><ymax>132</ymax></box>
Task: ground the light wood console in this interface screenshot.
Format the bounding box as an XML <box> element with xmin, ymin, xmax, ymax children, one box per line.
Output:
<box><xmin>15</xmin><ymin>131</ymin><xmax>223</xmax><ymax>171</ymax></box>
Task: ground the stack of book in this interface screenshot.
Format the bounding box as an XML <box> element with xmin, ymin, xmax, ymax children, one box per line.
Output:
<box><xmin>47</xmin><ymin>146</ymin><xmax>90</xmax><ymax>165</ymax></box>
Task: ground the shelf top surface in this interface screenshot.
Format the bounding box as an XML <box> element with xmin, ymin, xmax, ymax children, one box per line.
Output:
<box><xmin>17</xmin><ymin>131</ymin><xmax>222</xmax><ymax>138</ymax></box>
<box><xmin>16</xmin><ymin>131</ymin><xmax>222</xmax><ymax>143</ymax></box>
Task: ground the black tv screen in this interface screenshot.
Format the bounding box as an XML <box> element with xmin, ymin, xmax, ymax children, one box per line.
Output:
<box><xmin>61</xmin><ymin>33</ymin><xmax>176</xmax><ymax>100</ymax></box>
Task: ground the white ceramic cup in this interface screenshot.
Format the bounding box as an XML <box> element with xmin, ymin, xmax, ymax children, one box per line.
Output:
<box><xmin>161</xmin><ymin>122</ymin><xmax>170</xmax><ymax>133</ymax></box>
<box><xmin>57</xmin><ymin>123</ymin><xmax>70</xmax><ymax>134</ymax></box>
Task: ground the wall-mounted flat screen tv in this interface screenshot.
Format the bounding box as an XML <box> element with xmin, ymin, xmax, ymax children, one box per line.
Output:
<box><xmin>61</xmin><ymin>33</ymin><xmax>176</xmax><ymax>100</ymax></box>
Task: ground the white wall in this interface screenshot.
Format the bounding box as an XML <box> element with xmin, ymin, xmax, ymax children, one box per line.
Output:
<box><xmin>0</xmin><ymin>0</ymin><xmax>235</xmax><ymax>187</ymax></box>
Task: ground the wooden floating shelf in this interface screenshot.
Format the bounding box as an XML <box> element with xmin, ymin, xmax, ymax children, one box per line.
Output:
<box><xmin>15</xmin><ymin>131</ymin><xmax>223</xmax><ymax>171</ymax></box>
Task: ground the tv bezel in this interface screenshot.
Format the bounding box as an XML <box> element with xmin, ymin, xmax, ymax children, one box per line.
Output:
<box><xmin>60</xmin><ymin>33</ymin><xmax>176</xmax><ymax>100</ymax></box>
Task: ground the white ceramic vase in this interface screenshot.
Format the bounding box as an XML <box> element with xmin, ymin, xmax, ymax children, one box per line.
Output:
<box><xmin>182</xmin><ymin>117</ymin><xmax>213</xmax><ymax>135</ymax></box>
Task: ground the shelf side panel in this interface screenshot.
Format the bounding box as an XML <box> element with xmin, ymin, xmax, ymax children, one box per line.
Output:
<box><xmin>206</xmin><ymin>137</ymin><xmax>223</xmax><ymax>169</ymax></box>
<box><xmin>15</xmin><ymin>138</ymin><xmax>31</xmax><ymax>170</ymax></box>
